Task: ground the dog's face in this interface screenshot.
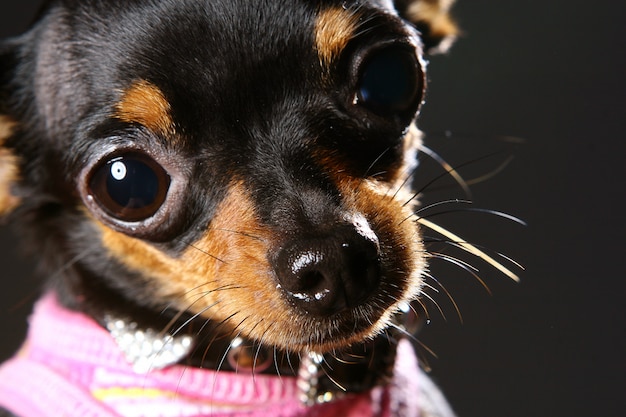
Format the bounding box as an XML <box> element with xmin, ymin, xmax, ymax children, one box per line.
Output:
<box><xmin>0</xmin><ymin>0</ymin><xmax>457</xmax><ymax>353</ymax></box>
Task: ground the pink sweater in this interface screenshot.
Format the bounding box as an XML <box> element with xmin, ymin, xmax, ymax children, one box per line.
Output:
<box><xmin>0</xmin><ymin>294</ymin><xmax>422</xmax><ymax>417</ymax></box>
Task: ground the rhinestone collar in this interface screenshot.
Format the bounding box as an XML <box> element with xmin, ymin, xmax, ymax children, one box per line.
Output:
<box><xmin>105</xmin><ymin>316</ymin><xmax>194</xmax><ymax>374</ymax></box>
<box><xmin>104</xmin><ymin>314</ymin><xmax>407</xmax><ymax>406</ymax></box>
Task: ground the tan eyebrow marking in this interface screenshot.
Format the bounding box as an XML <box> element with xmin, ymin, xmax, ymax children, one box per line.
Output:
<box><xmin>405</xmin><ymin>0</ymin><xmax>458</xmax><ymax>41</ymax></box>
<box><xmin>0</xmin><ymin>115</ymin><xmax>20</xmax><ymax>216</ymax></box>
<box><xmin>114</xmin><ymin>80</ymin><xmax>175</xmax><ymax>136</ymax></box>
<box><xmin>315</xmin><ymin>6</ymin><xmax>361</xmax><ymax>70</ymax></box>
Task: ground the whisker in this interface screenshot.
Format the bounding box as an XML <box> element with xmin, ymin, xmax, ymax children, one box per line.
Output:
<box><xmin>174</xmin><ymin>237</ymin><xmax>227</xmax><ymax>264</ymax></box>
<box><xmin>418</xmin><ymin>144</ymin><xmax>472</xmax><ymax>199</ymax></box>
<box><xmin>285</xmin><ymin>348</ymin><xmax>296</xmax><ymax>376</ymax></box>
<box><xmin>405</xmin><ymin>149</ymin><xmax>510</xmax><ymax>208</ymax></box>
<box><xmin>413</xmin><ymin>338</ymin><xmax>437</xmax><ymax>372</ymax></box>
<box><xmin>203</xmin><ymin>314</ymin><xmax>246</xmax><ymax>366</ymax></box>
<box><xmin>459</xmin><ymin>207</ymin><xmax>526</xmax><ymax>226</ymax></box>
<box><xmin>419</xmin><ymin>290</ymin><xmax>447</xmax><ymax>321</ymax></box>
<box><xmin>428</xmin><ymin>250</ymin><xmax>478</xmax><ymax>272</ymax></box>
<box><xmin>356</xmin><ymin>147</ymin><xmax>391</xmax><ymax>192</ymax></box>
<box><xmin>422</xmin><ymin>271</ymin><xmax>463</xmax><ymax>323</ymax></box>
<box><xmin>413</xmin><ymin>298</ymin><xmax>431</xmax><ymax>323</ymax></box>
<box><xmin>389</xmin><ymin>155</ymin><xmax>423</xmax><ymax>200</ymax></box>
<box><xmin>400</xmin><ymin>198</ymin><xmax>473</xmax><ymax>225</ymax></box>
<box><xmin>464</xmin><ymin>155</ymin><xmax>516</xmax><ymax>186</ymax></box>
<box><xmin>388</xmin><ymin>322</ymin><xmax>419</xmax><ymax>344</ymax></box>
<box><xmin>387</xmin><ymin>322</ymin><xmax>439</xmax><ymax>370</ymax></box>
<box><xmin>350</xmin><ymin>9</ymin><xmax>380</xmax><ymax>39</ymax></box>
<box><xmin>159</xmin><ymin>294</ymin><xmax>212</xmax><ymax>337</ymax></box>
<box><xmin>196</xmin><ymin>316</ymin><xmax>214</xmax><ymax>335</ymax></box>
<box><xmin>418</xmin><ymin>217</ymin><xmax>520</xmax><ymax>282</ymax></box>
<box><xmin>168</xmin><ymin>301</ymin><xmax>221</xmax><ymax>339</ymax></box>
<box><xmin>272</xmin><ymin>347</ymin><xmax>282</xmax><ymax>381</ymax></box>
<box><xmin>210</xmin><ymin>227</ymin><xmax>264</xmax><ymax>242</ymax></box>
<box><xmin>422</xmin><ymin>131</ymin><xmax>525</xmax><ymax>145</ymax></box>
<box><xmin>159</xmin><ymin>283</ymin><xmax>244</xmax><ymax>336</ymax></box>
<box><xmin>419</xmin><ymin>207</ymin><xmax>527</xmax><ymax>226</ymax></box>
<box><xmin>48</xmin><ymin>248</ymin><xmax>96</xmax><ymax>282</ymax></box>
<box><xmin>320</xmin><ymin>366</ymin><xmax>347</xmax><ymax>392</ymax></box>
<box><xmin>428</xmin><ymin>251</ymin><xmax>492</xmax><ymax>295</ymax></box>
<box><xmin>424</xmin><ymin>236</ymin><xmax>524</xmax><ymax>275</ymax></box>
<box><xmin>252</xmin><ymin>322</ymin><xmax>271</xmax><ymax>378</ymax></box>
<box><xmin>329</xmin><ymin>352</ymin><xmax>361</xmax><ymax>366</ymax></box>
<box><xmin>422</xmin><ymin>281</ymin><xmax>440</xmax><ymax>294</ymax></box>
<box><xmin>494</xmin><ymin>251</ymin><xmax>525</xmax><ymax>272</ymax></box>
<box><xmin>245</xmin><ymin>319</ymin><xmax>264</xmax><ymax>344</ymax></box>
<box><xmin>159</xmin><ymin>281</ymin><xmax>218</xmax><ymax>315</ymax></box>
<box><xmin>414</xmin><ymin>198</ymin><xmax>473</xmax><ymax>215</ymax></box>
<box><xmin>215</xmin><ymin>331</ymin><xmax>242</xmax><ymax>373</ymax></box>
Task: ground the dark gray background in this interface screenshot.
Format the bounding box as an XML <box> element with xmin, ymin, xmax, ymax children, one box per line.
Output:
<box><xmin>0</xmin><ymin>1</ymin><xmax>624</xmax><ymax>416</ymax></box>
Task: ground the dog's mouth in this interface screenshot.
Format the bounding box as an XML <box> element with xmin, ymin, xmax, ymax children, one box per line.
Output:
<box><xmin>246</xmin><ymin>219</ymin><xmax>423</xmax><ymax>352</ymax></box>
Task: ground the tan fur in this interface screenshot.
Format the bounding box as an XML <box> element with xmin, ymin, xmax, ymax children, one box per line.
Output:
<box><xmin>315</xmin><ymin>7</ymin><xmax>361</xmax><ymax>70</ymax></box>
<box><xmin>98</xmin><ymin>182</ymin><xmax>283</xmax><ymax>344</ymax></box>
<box><xmin>114</xmin><ymin>80</ymin><xmax>176</xmax><ymax>136</ymax></box>
<box><xmin>407</xmin><ymin>0</ymin><xmax>458</xmax><ymax>50</ymax></box>
<box><xmin>334</xmin><ymin>176</ymin><xmax>426</xmax><ymax>326</ymax></box>
<box><xmin>0</xmin><ymin>116</ymin><xmax>20</xmax><ymax>216</ymax></box>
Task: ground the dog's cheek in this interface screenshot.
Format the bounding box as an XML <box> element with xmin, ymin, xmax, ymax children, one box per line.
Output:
<box><xmin>95</xmin><ymin>181</ymin><xmax>284</xmax><ymax>333</ymax></box>
<box><xmin>175</xmin><ymin>182</ymin><xmax>299</xmax><ymax>342</ymax></box>
<box><xmin>0</xmin><ymin>116</ymin><xmax>20</xmax><ymax>217</ymax></box>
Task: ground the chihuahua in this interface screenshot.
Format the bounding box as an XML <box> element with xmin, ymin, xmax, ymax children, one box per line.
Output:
<box><xmin>0</xmin><ymin>0</ymin><xmax>512</xmax><ymax>416</ymax></box>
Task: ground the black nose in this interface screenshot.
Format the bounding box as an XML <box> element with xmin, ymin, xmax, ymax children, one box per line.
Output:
<box><xmin>273</xmin><ymin>228</ymin><xmax>381</xmax><ymax>317</ymax></box>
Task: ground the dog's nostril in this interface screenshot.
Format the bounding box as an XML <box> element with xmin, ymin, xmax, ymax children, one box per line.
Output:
<box><xmin>274</xmin><ymin>232</ymin><xmax>381</xmax><ymax>317</ymax></box>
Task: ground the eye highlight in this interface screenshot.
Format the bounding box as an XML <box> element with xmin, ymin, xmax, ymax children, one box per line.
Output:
<box><xmin>88</xmin><ymin>153</ymin><xmax>170</xmax><ymax>222</ymax></box>
<box><xmin>356</xmin><ymin>46</ymin><xmax>422</xmax><ymax>115</ymax></box>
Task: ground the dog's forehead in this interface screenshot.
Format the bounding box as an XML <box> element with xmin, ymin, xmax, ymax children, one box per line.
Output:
<box><xmin>37</xmin><ymin>0</ymin><xmax>420</xmax><ymax>169</ymax></box>
<box><xmin>112</xmin><ymin>2</ymin><xmax>398</xmax><ymax>81</ymax></box>
<box><xmin>70</xmin><ymin>0</ymin><xmax>411</xmax><ymax>140</ymax></box>
<box><xmin>97</xmin><ymin>1</ymin><xmax>389</xmax><ymax>76</ymax></box>
<box><xmin>31</xmin><ymin>0</ymin><xmax>420</xmax><ymax>133</ymax></box>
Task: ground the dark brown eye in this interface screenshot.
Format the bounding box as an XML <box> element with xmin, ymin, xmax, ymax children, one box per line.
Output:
<box><xmin>357</xmin><ymin>46</ymin><xmax>422</xmax><ymax>115</ymax></box>
<box><xmin>88</xmin><ymin>153</ymin><xmax>170</xmax><ymax>222</ymax></box>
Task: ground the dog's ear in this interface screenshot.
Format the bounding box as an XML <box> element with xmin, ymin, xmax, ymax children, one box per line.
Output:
<box><xmin>394</xmin><ymin>0</ymin><xmax>458</xmax><ymax>53</ymax></box>
<box><xmin>0</xmin><ymin>41</ymin><xmax>22</xmax><ymax>219</ymax></box>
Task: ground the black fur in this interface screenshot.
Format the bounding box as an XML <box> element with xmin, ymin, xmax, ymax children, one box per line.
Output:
<box><xmin>0</xmin><ymin>1</ymin><xmax>457</xmax><ymax>415</ymax></box>
<box><xmin>1</xmin><ymin>0</ymin><xmax>437</xmax><ymax>337</ymax></box>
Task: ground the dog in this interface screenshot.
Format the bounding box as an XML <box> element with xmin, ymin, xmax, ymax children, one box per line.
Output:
<box><xmin>0</xmin><ymin>0</ymin><xmax>517</xmax><ymax>416</ymax></box>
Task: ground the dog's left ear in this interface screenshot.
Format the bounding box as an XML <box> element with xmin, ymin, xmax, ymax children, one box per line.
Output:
<box><xmin>394</xmin><ymin>0</ymin><xmax>458</xmax><ymax>53</ymax></box>
<box><xmin>0</xmin><ymin>41</ymin><xmax>22</xmax><ymax>219</ymax></box>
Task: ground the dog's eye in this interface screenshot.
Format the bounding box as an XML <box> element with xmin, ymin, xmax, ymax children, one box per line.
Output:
<box><xmin>88</xmin><ymin>153</ymin><xmax>170</xmax><ymax>222</ymax></box>
<box><xmin>356</xmin><ymin>46</ymin><xmax>422</xmax><ymax>115</ymax></box>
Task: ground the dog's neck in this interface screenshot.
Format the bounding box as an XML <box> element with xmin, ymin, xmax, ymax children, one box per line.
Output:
<box><xmin>103</xmin><ymin>309</ymin><xmax>400</xmax><ymax>405</ymax></box>
<box><xmin>0</xmin><ymin>293</ymin><xmax>423</xmax><ymax>416</ymax></box>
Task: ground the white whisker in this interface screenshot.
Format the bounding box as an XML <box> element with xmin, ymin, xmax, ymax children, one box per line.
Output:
<box><xmin>418</xmin><ymin>217</ymin><xmax>520</xmax><ymax>282</ymax></box>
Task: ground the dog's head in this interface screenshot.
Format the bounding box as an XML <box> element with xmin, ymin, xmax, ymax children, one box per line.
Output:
<box><xmin>0</xmin><ymin>0</ymin><xmax>456</xmax><ymax>353</ymax></box>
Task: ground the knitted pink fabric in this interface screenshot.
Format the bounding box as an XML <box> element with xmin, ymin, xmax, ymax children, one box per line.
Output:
<box><xmin>0</xmin><ymin>293</ymin><xmax>421</xmax><ymax>417</ymax></box>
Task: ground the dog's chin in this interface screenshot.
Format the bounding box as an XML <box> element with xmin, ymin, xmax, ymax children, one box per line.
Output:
<box><xmin>243</xmin><ymin>300</ymin><xmax>402</xmax><ymax>353</ymax></box>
